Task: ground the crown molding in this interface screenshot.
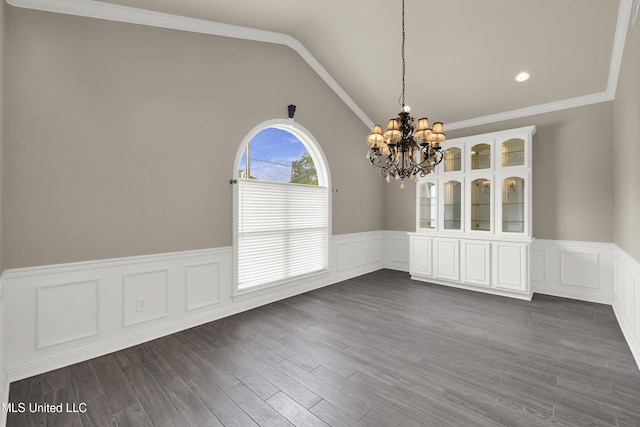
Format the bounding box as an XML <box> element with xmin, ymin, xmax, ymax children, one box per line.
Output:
<box><xmin>447</xmin><ymin>0</ymin><xmax>633</xmax><ymax>130</ymax></box>
<box><xmin>606</xmin><ymin>0</ymin><xmax>634</xmax><ymax>100</ymax></box>
<box><xmin>445</xmin><ymin>91</ymin><xmax>613</xmax><ymax>131</ymax></box>
<box><xmin>6</xmin><ymin>0</ymin><xmax>633</xmax><ymax>132</ymax></box>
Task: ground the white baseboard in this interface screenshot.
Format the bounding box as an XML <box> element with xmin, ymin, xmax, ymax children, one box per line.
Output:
<box><xmin>613</xmin><ymin>246</ymin><xmax>640</xmax><ymax>369</ymax></box>
<box><xmin>2</xmin><ymin>232</ymin><xmax>387</xmax><ymax>383</ymax></box>
<box><xmin>531</xmin><ymin>239</ymin><xmax>615</xmax><ymax>304</ymax></box>
<box><xmin>411</xmin><ymin>274</ymin><xmax>532</xmax><ymax>301</ymax></box>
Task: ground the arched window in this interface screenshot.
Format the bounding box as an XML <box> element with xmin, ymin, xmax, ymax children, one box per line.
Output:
<box><xmin>233</xmin><ymin>120</ymin><xmax>330</xmax><ymax>293</ymax></box>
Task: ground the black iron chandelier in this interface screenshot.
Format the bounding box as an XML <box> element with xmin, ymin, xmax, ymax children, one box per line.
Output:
<box><xmin>366</xmin><ymin>0</ymin><xmax>446</xmax><ymax>189</ymax></box>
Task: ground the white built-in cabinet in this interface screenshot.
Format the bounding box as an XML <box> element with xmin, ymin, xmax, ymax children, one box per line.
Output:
<box><xmin>409</xmin><ymin>125</ymin><xmax>535</xmax><ymax>299</ymax></box>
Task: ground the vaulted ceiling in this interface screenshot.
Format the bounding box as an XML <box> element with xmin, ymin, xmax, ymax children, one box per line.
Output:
<box><xmin>22</xmin><ymin>0</ymin><xmax>630</xmax><ymax>130</ymax></box>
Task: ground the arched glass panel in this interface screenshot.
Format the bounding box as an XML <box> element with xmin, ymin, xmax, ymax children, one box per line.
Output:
<box><xmin>502</xmin><ymin>138</ymin><xmax>525</xmax><ymax>167</ymax></box>
<box><xmin>443</xmin><ymin>147</ymin><xmax>461</xmax><ymax>172</ymax></box>
<box><xmin>419</xmin><ymin>182</ymin><xmax>437</xmax><ymax>229</ymax></box>
<box><xmin>443</xmin><ymin>180</ymin><xmax>461</xmax><ymax>230</ymax></box>
<box><xmin>471</xmin><ymin>178</ymin><xmax>491</xmax><ymax>231</ymax></box>
<box><xmin>471</xmin><ymin>143</ymin><xmax>491</xmax><ymax>170</ymax></box>
<box><xmin>239</xmin><ymin>128</ymin><xmax>318</xmax><ymax>185</ymax></box>
<box><xmin>502</xmin><ymin>177</ymin><xmax>525</xmax><ymax>233</ymax></box>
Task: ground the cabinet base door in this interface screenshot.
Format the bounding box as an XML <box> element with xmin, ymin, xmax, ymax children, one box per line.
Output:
<box><xmin>410</xmin><ymin>236</ymin><xmax>432</xmax><ymax>277</ymax></box>
<box><xmin>435</xmin><ymin>239</ymin><xmax>460</xmax><ymax>281</ymax></box>
<box><xmin>462</xmin><ymin>241</ymin><xmax>491</xmax><ymax>287</ymax></box>
<box><xmin>494</xmin><ymin>243</ymin><xmax>528</xmax><ymax>292</ymax></box>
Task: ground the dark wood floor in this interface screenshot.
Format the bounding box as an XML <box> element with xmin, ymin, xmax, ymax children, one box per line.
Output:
<box><xmin>7</xmin><ymin>269</ymin><xmax>640</xmax><ymax>426</ymax></box>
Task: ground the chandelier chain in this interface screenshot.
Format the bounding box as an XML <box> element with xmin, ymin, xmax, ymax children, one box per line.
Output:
<box><xmin>401</xmin><ymin>0</ymin><xmax>405</xmax><ymax>107</ymax></box>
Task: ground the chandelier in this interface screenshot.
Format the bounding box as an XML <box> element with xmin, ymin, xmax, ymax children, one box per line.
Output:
<box><xmin>366</xmin><ymin>0</ymin><xmax>445</xmax><ymax>189</ymax></box>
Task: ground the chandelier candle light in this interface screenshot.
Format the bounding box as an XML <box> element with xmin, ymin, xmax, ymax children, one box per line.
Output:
<box><xmin>366</xmin><ymin>0</ymin><xmax>446</xmax><ymax>189</ymax></box>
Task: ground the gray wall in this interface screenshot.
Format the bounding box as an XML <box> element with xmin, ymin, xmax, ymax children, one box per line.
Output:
<box><xmin>3</xmin><ymin>5</ymin><xmax>636</xmax><ymax>269</ymax></box>
<box><xmin>0</xmin><ymin>0</ymin><xmax>4</xmax><ymax>274</ymax></box>
<box><xmin>614</xmin><ymin>14</ymin><xmax>640</xmax><ymax>264</ymax></box>
<box><xmin>4</xmin><ymin>7</ymin><xmax>383</xmax><ymax>268</ymax></box>
<box><xmin>383</xmin><ymin>101</ymin><xmax>615</xmax><ymax>245</ymax></box>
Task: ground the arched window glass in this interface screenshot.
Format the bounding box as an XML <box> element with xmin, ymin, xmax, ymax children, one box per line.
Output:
<box><xmin>234</xmin><ymin>121</ymin><xmax>330</xmax><ymax>292</ymax></box>
<box><xmin>239</xmin><ymin>128</ymin><xmax>318</xmax><ymax>185</ymax></box>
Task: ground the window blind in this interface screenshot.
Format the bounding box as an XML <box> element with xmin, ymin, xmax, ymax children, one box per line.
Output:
<box><xmin>237</xmin><ymin>179</ymin><xmax>329</xmax><ymax>291</ymax></box>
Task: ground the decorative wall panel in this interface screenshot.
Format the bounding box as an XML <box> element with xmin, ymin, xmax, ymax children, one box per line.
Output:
<box><xmin>36</xmin><ymin>280</ymin><xmax>99</xmax><ymax>349</ymax></box>
<box><xmin>186</xmin><ymin>262</ymin><xmax>220</xmax><ymax>311</ymax></box>
<box><xmin>123</xmin><ymin>269</ymin><xmax>169</xmax><ymax>327</ymax></box>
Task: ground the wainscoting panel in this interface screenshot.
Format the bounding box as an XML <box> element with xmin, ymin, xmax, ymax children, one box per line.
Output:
<box><xmin>36</xmin><ymin>280</ymin><xmax>100</xmax><ymax>349</ymax></box>
<box><xmin>335</xmin><ymin>241</ymin><xmax>354</xmax><ymax>272</ymax></box>
<box><xmin>530</xmin><ymin>247</ymin><xmax>547</xmax><ymax>282</ymax></box>
<box><xmin>2</xmin><ymin>232</ymin><xmax>386</xmax><ymax>383</ymax></box>
<box><xmin>368</xmin><ymin>236</ymin><xmax>382</xmax><ymax>265</ymax></box>
<box><xmin>354</xmin><ymin>239</ymin><xmax>368</xmax><ymax>267</ymax></box>
<box><xmin>2</xmin><ymin>248</ymin><xmax>231</xmax><ymax>383</ymax></box>
<box><xmin>383</xmin><ymin>231</ymin><xmax>409</xmax><ymax>272</ymax></box>
<box><xmin>185</xmin><ymin>261</ymin><xmax>220</xmax><ymax>311</ymax></box>
<box><xmin>614</xmin><ymin>247</ymin><xmax>640</xmax><ymax>369</ymax></box>
<box><xmin>123</xmin><ymin>269</ymin><xmax>169</xmax><ymax>327</ymax></box>
<box><xmin>532</xmin><ymin>239</ymin><xmax>614</xmax><ymax>304</ymax></box>
<box><xmin>560</xmin><ymin>251</ymin><xmax>600</xmax><ymax>289</ymax></box>
<box><xmin>4</xmin><ymin>233</ymin><xmax>636</xmax><ymax>407</ymax></box>
<box><xmin>332</xmin><ymin>232</ymin><xmax>384</xmax><ymax>281</ymax></box>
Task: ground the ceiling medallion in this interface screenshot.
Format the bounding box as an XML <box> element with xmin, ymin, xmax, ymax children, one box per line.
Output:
<box><xmin>366</xmin><ymin>0</ymin><xmax>445</xmax><ymax>189</ymax></box>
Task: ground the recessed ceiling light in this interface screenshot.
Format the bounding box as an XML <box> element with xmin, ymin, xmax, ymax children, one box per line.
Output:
<box><xmin>515</xmin><ymin>72</ymin><xmax>530</xmax><ymax>82</ymax></box>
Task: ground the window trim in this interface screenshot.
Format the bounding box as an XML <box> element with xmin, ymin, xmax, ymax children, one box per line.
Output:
<box><xmin>232</xmin><ymin>119</ymin><xmax>332</xmax><ymax>296</ymax></box>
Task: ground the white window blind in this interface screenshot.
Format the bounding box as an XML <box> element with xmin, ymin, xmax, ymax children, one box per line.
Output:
<box><xmin>237</xmin><ymin>179</ymin><xmax>329</xmax><ymax>291</ymax></box>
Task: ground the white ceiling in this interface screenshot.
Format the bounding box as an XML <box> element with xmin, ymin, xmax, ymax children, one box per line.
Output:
<box><xmin>16</xmin><ymin>0</ymin><xmax>628</xmax><ymax>130</ymax></box>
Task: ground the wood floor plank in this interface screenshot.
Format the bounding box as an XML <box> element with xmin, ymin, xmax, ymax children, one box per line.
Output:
<box><xmin>151</xmin><ymin>368</ymin><xmax>223</xmax><ymax>427</ymax></box>
<box><xmin>89</xmin><ymin>355</ymin><xmax>141</xmax><ymax>414</ymax></box>
<box><xmin>229</xmin><ymin>341</ymin><xmax>322</xmax><ymax>409</ymax></box>
<box><xmin>43</xmin><ymin>386</ymin><xmax>83</xmax><ymax>427</ymax></box>
<box><xmin>266</xmin><ymin>392</ymin><xmax>330</xmax><ymax>427</ymax></box>
<box><xmin>224</xmin><ymin>383</ymin><xmax>294</xmax><ymax>427</ymax></box>
<box><xmin>188</xmin><ymin>373</ymin><xmax>260</xmax><ymax>427</ymax></box>
<box><xmin>6</xmin><ymin>269</ymin><xmax>640</xmax><ymax>426</ymax></box>
<box><xmin>274</xmin><ymin>359</ymin><xmax>370</xmax><ymax>420</ymax></box>
<box><xmin>309</xmin><ymin>400</ymin><xmax>365</xmax><ymax>427</ymax></box>
<box><xmin>57</xmin><ymin>368</ymin><xmax>116</xmax><ymax>427</ymax></box>
<box><xmin>113</xmin><ymin>405</ymin><xmax>153</xmax><ymax>427</ymax></box>
<box><xmin>6</xmin><ymin>376</ymin><xmax>44</xmax><ymax>427</ymax></box>
<box><xmin>113</xmin><ymin>349</ymin><xmax>189</xmax><ymax>427</ymax></box>
<box><xmin>310</xmin><ymin>365</ymin><xmax>429</xmax><ymax>426</ymax></box>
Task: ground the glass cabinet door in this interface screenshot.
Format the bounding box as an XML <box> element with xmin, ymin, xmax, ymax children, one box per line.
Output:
<box><xmin>443</xmin><ymin>180</ymin><xmax>462</xmax><ymax>230</ymax></box>
<box><xmin>419</xmin><ymin>181</ymin><xmax>437</xmax><ymax>229</ymax></box>
<box><xmin>502</xmin><ymin>138</ymin><xmax>525</xmax><ymax>167</ymax></box>
<box><xmin>471</xmin><ymin>178</ymin><xmax>491</xmax><ymax>231</ymax></box>
<box><xmin>443</xmin><ymin>147</ymin><xmax>462</xmax><ymax>172</ymax></box>
<box><xmin>471</xmin><ymin>143</ymin><xmax>491</xmax><ymax>170</ymax></box>
<box><xmin>502</xmin><ymin>177</ymin><xmax>525</xmax><ymax>232</ymax></box>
